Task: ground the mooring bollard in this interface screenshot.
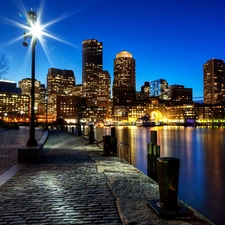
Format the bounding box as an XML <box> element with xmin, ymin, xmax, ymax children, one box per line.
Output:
<box><xmin>110</xmin><ymin>127</ymin><xmax>117</xmax><ymax>155</ymax></box>
<box><xmin>71</xmin><ymin>126</ymin><xmax>74</xmax><ymax>134</ymax></box>
<box><xmin>88</xmin><ymin>124</ymin><xmax>95</xmax><ymax>143</ymax></box>
<box><xmin>147</xmin><ymin>143</ymin><xmax>160</xmax><ymax>182</ymax></box>
<box><xmin>102</xmin><ymin>135</ymin><xmax>111</xmax><ymax>156</ymax></box>
<box><xmin>147</xmin><ymin>156</ymin><xmax>193</xmax><ymax>219</ymax></box>
<box><xmin>150</xmin><ymin>130</ymin><xmax>157</xmax><ymax>145</ymax></box>
<box><xmin>157</xmin><ymin>157</ymin><xmax>180</xmax><ymax>209</ymax></box>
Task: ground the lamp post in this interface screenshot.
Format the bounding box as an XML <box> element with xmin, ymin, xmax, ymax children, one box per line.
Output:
<box><xmin>23</xmin><ymin>9</ymin><xmax>38</xmax><ymax>146</ymax></box>
<box><xmin>45</xmin><ymin>94</ymin><xmax>48</xmax><ymax>130</ymax></box>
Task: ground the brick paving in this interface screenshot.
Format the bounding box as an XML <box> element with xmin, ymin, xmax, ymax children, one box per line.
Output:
<box><xmin>0</xmin><ymin>126</ymin><xmax>45</xmax><ymax>175</ymax></box>
<box><xmin>0</xmin><ymin>129</ymin><xmax>122</xmax><ymax>225</ymax></box>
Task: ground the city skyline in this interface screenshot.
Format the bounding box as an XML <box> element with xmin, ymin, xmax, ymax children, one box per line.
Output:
<box><xmin>1</xmin><ymin>0</ymin><xmax>225</xmax><ymax>101</ymax></box>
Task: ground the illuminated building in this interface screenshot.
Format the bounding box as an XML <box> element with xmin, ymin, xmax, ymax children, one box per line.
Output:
<box><xmin>97</xmin><ymin>70</ymin><xmax>111</xmax><ymax>108</ymax></box>
<box><xmin>113</xmin><ymin>50</ymin><xmax>136</xmax><ymax>119</ymax></box>
<box><xmin>72</xmin><ymin>84</ymin><xmax>83</xmax><ymax>97</ymax></box>
<box><xmin>168</xmin><ymin>85</ymin><xmax>192</xmax><ymax>103</ymax></box>
<box><xmin>0</xmin><ymin>92</ymin><xmax>29</xmax><ymax>122</ymax></box>
<box><xmin>18</xmin><ymin>78</ymin><xmax>40</xmax><ymax>109</ymax></box>
<box><xmin>150</xmin><ymin>79</ymin><xmax>169</xmax><ymax>100</ymax></box>
<box><xmin>82</xmin><ymin>39</ymin><xmax>103</xmax><ymax>107</ymax></box>
<box><xmin>0</xmin><ymin>80</ymin><xmax>29</xmax><ymax>122</ymax></box>
<box><xmin>57</xmin><ymin>96</ymin><xmax>85</xmax><ymax>123</ymax></box>
<box><xmin>47</xmin><ymin>68</ymin><xmax>75</xmax><ymax>119</ymax></box>
<box><xmin>204</xmin><ymin>59</ymin><xmax>225</xmax><ymax>104</ymax></box>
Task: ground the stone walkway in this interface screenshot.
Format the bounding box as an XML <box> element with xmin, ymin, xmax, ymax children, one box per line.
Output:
<box><xmin>0</xmin><ymin>128</ymin><xmax>214</xmax><ymax>224</ymax></box>
<box><xmin>0</xmin><ymin>126</ymin><xmax>44</xmax><ymax>175</ymax></box>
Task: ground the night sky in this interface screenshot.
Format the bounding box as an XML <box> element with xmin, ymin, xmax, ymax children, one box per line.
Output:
<box><xmin>1</xmin><ymin>0</ymin><xmax>225</xmax><ymax>101</ymax></box>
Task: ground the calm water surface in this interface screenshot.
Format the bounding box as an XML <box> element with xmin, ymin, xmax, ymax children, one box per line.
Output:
<box><xmin>93</xmin><ymin>126</ymin><xmax>225</xmax><ymax>225</ymax></box>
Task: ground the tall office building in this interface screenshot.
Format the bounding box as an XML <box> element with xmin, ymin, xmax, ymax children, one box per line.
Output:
<box><xmin>204</xmin><ymin>59</ymin><xmax>225</xmax><ymax>104</ymax></box>
<box><xmin>18</xmin><ymin>78</ymin><xmax>41</xmax><ymax>109</ymax></box>
<box><xmin>150</xmin><ymin>79</ymin><xmax>169</xmax><ymax>100</ymax></box>
<box><xmin>113</xmin><ymin>50</ymin><xmax>136</xmax><ymax>106</ymax></box>
<box><xmin>168</xmin><ymin>85</ymin><xmax>192</xmax><ymax>103</ymax></box>
<box><xmin>47</xmin><ymin>68</ymin><xmax>75</xmax><ymax>119</ymax></box>
<box><xmin>82</xmin><ymin>39</ymin><xmax>103</xmax><ymax>107</ymax></box>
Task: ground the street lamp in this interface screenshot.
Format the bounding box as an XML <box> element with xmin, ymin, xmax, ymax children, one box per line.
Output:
<box><xmin>23</xmin><ymin>9</ymin><xmax>38</xmax><ymax>146</ymax></box>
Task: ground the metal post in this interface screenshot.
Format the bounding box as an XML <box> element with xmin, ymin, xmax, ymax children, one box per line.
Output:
<box><xmin>88</xmin><ymin>124</ymin><xmax>94</xmax><ymax>143</ymax></box>
<box><xmin>110</xmin><ymin>127</ymin><xmax>117</xmax><ymax>155</ymax></box>
<box><xmin>147</xmin><ymin>144</ymin><xmax>160</xmax><ymax>182</ymax></box>
<box><xmin>147</xmin><ymin>156</ymin><xmax>193</xmax><ymax>219</ymax></box>
<box><xmin>157</xmin><ymin>157</ymin><xmax>180</xmax><ymax>209</ymax></box>
<box><xmin>102</xmin><ymin>135</ymin><xmax>111</xmax><ymax>156</ymax></box>
<box><xmin>150</xmin><ymin>130</ymin><xmax>157</xmax><ymax>145</ymax></box>
<box><xmin>26</xmin><ymin>37</ymin><xmax>37</xmax><ymax>146</ymax></box>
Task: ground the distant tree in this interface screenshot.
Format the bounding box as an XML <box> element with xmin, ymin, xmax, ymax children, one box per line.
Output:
<box><xmin>0</xmin><ymin>54</ymin><xmax>10</xmax><ymax>79</ymax></box>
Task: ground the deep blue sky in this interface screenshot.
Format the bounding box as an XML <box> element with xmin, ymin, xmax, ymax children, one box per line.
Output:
<box><xmin>1</xmin><ymin>0</ymin><xmax>225</xmax><ymax>100</ymax></box>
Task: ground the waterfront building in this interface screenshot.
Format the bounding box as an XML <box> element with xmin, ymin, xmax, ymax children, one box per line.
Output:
<box><xmin>146</xmin><ymin>98</ymin><xmax>166</xmax><ymax>124</ymax></box>
<box><xmin>56</xmin><ymin>96</ymin><xmax>85</xmax><ymax>123</ymax></box>
<box><xmin>127</xmin><ymin>102</ymin><xmax>147</xmax><ymax>122</ymax></box>
<box><xmin>150</xmin><ymin>79</ymin><xmax>169</xmax><ymax>100</ymax></box>
<box><xmin>168</xmin><ymin>85</ymin><xmax>192</xmax><ymax>103</ymax></box>
<box><xmin>0</xmin><ymin>92</ymin><xmax>30</xmax><ymax>122</ymax></box>
<box><xmin>18</xmin><ymin>78</ymin><xmax>41</xmax><ymax>110</ymax></box>
<box><xmin>47</xmin><ymin>68</ymin><xmax>75</xmax><ymax>120</ymax></box>
<box><xmin>113</xmin><ymin>50</ymin><xmax>136</xmax><ymax>118</ymax></box>
<box><xmin>81</xmin><ymin>106</ymin><xmax>107</xmax><ymax>123</ymax></box>
<box><xmin>82</xmin><ymin>39</ymin><xmax>103</xmax><ymax>107</ymax></box>
<box><xmin>165</xmin><ymin>103</ymin><xmax>195</xmax><ymax>124</ymax></box>
<box><xmin>204</xmin><ymin>58</ymin><xmax>225</xmax><ymax>104</ymax></box>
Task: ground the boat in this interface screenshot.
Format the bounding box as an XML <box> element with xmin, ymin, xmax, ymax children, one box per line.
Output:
<box><xmin>136</xmin><ymin>114</ymin><xmax>156</xmax><ymax>127</ymax></box>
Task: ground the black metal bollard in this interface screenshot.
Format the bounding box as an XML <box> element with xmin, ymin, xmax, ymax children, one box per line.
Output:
<box><xmin>88</xmin><ymin>124</ymin><xmax>94</xmax><ymax>144</ymax></box>
<box><xmin>65</xmin><ymin>126</ymin><xmax>68</xmax><ymax>132</ymax></box>
<box><xmin>76</xmin><ymin>124</ymin><xmax>82</xmax><ymax>136</ymax></box>
<box><xmin>110</xmin><ymin>127</ymin><xmax>117</xmax><ymax>155</ymax></box>
<box><xmin>147</xmin><ymin>156</ymin><xmax>193</xmax><ymax>219</ymax></box>
<box><xmin>147</xmin><ymin>143</ymin><xmax>160</xmax><ymax>182</ymax></box>
<box><xmin>102</xmin><ymin>135</ymin><xmax>111</xmax><ymax>156</ymax></box>
<box><xmin>71</xmin><ymin>127</ymin><xmax>74</xmax><ymax>134</ymax></box>
<box><xmin>157</xmin><ymin>157</ymin><xmax>180</xmax><ymax>210</ymax></box>
<box><xmin>150</xmin><ymin>130</ymin><xmax>157</xmax><ymax>145</ymax></box>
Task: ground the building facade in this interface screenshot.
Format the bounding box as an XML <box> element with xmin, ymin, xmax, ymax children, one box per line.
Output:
<box><xmin>204</xmin><ymin>58</ymin><xmax>225</xmax><ymax>104</ymax></box>
<box><xmin>18</xmin><ymin>78</ymin><xmax>40</xmax><ymax>109</ymax></box>
<box><xmin>113</xmin><ymin>50</ymin><xmax>136</xmax><ymax>108</ymax></box>
<box><xmin>150</xmin><ymin>79</ymin><xmax>169</xmax><ymax>100</ymax></box>
<box><xmin>47</xmin><ymin>68</ymin><xmax>75</xmax><ymax>119</ymax></box>
<box><xmin>0</xmin><ymin>92</ymin><xmax>30</xmax><ymax>122</ymax></box>
<box><xmin>168</xmin><ymin>85</ymin><xmax>192</xmax><ymax>103</ymax></box>
<box><xmin>82</xmin><ymin>39</ymin><xmax>103</xmax><ymax>107</ymax></box>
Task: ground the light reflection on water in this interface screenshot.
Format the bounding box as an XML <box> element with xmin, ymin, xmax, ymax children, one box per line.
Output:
<box><xmin>91</xmin><ymin>126</ymin><xmax>225</xmax><ymax>224</ymax></box>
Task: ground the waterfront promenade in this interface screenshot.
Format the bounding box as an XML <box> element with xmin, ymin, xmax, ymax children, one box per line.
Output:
<box><xmin>0</xmin><ymin>127</ymin><xmax>213</xmax><ymax>224</ymax></box>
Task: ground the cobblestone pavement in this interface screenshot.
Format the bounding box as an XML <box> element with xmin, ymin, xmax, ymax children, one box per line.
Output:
<box><xmin>0</xmin><ymin>126</ymin><xmax>45</xmax><ymax>175</ymax></box>
<box><xmin>0</xmin><ymin>130</ymin><xmax>122</xmax><ymax>225</ymax></box>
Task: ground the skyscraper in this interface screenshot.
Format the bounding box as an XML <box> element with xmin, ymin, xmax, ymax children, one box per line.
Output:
<box><xmin>150</xmin><ymin>79</ymin><xmax>169</xmax><ymax>100</ymax></box>
<box><xmin>47</xmin><ymin>68</ymin><xmax>75</xmax><ymax>119</ymax></box>
<box><xmin>204</xmin><ymin>59</ymin><xmax>225</xmax><ymax>104</ymax></box>
<box><xmin>113</xmin><ymin>50</ymin><xmax>136</xmax><ymax>106</ymax></box>
<box><xmin>82</xmin><ymin>39</ymin><xmax>103</xmax><ymax>107</ymax></box>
